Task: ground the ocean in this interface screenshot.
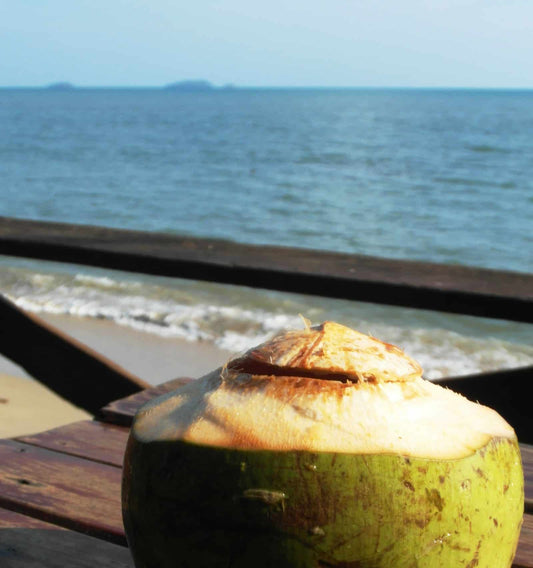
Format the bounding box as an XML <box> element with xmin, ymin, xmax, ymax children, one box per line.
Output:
<box><xmin>1</xmin><ymin>87</ymin><xmax>532</xmax><ymax>379</ymax></box>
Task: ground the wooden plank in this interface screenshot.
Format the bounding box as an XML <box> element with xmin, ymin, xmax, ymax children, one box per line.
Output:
<box><xmin>0</xmin><ymin>439</ymin><xmax>125</xmax><ymax>545</ymax></box>
<box><xmin>523</xmin><ymin>444</ymin><xmax>533</xmax><ymax>515</ymax></box>
<box><xmin>0</xmin><ymin>507</ymin><xmax>68</xmax><ymax>530</ymax></box>
<box><xmin>0</xmin><ymin>508</ymin><xmax>133</xmax><ymax>567</ymax></box>
<box><xmin>515</xmin><ymin>514</ymin><xmax>533</xmax><ymax>568</ymax></box>
<box><xmin>0</xmin><ymin>530</ymin><xmax>133</xmax><ymax>568</ymax></box>
<box><xmin>16</xmin><ymin>421</ymin><xmax>129</xmax><ymax>468</ymax></box>
<box><xmin>98</xmin><ymin>377</ymin><xmax>193</xmax><ymax>425</ymax></box>
<box><xmin>0</xmin><ymin>295</ymin><xmax>150</xmax><ymax>414</ymax></box>
<box><xmin>0</xmin><ymin>216</ymin><xmax>531</xmax><ymax>322</ymax></box>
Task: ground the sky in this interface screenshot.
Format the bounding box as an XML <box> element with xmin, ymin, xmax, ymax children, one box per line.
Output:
<box><xmin>1</xmin><ymin>0</ymin><xmax>532</xmax><ymax>88</ymax></box>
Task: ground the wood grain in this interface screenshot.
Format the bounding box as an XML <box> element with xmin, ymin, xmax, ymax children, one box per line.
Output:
<box><xmin>0</xmin><ymin>507</ymin><xmax>67</xmax><ymax>529</ymax></box>
<box><xmin>523</xmin><ymin>444</ymin><xmax>533</xmax><ymax>514</ymax></box>
<box><xmin>0</xmin><ymin>509</ymin><xmax>133</xmax><ymax>567</ymax></box>
<box><xmin>515</xmin><ymin>515</ymin><xmax>533</xmax><ymax>568</ymax></box>
<box><xmin>0</xmin><ymin>529</ymin><xmax>133</xmax><ymax>567</ymax></box>
<box><xmin>99</xmin><ymin>377</ymin><xmax>193</xmax><ymax>425</ymax></box>
<box><xmin>16</xmin><ymin>421</ymin><xmax>129</xmax><ymax>468</ymax></box>
<box><xmin>0</xmin><ymin>440</ymin><xmax>125</xmax><ymax>545</ymax></box>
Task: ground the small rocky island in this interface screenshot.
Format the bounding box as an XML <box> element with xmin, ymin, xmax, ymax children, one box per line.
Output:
<box><xmin>45</xmin><ymin>82</ymin><xmax>76</xmax><ymax>90</ymax></box>
<box><xmin>164</xmin><ymin>80</ymin><xmax>215</xmax><ymax>91</ymax></box>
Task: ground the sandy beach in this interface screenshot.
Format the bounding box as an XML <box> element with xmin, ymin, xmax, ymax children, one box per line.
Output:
<box><xmin>0</xmin><ymin>313</ymin><xmax>234</xmax><ymax>438</ymax></box>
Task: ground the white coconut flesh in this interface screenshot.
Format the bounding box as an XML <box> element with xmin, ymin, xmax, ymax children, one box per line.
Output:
<box><xmin>134</xmin><ymin>321</ymin><xmax>516</xmax><ymax>459</ymax></box>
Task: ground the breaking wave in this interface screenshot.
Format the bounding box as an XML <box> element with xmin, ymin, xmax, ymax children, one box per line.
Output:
<box><xmin>1</xmin><ymin>259</ymin><xmax>532</xmax><ymax>380</ymax></box>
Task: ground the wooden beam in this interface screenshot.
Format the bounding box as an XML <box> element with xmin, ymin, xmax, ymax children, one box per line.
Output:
<box><xmin>0</xmin><ymin>295</ymin><xmax>149</xmax><ymax>414</ymax></box>
<box><xmin>1</xmin><ymin>217</ymin><xmax>532</xmax><ymax>322</ymax></box>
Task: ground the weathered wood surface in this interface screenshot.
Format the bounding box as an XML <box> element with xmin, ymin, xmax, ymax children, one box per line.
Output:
<box><xmin>0</xmin><ymin>508</ymin><xmax>129</xmax><ymax>567</ymax></box>
<box><xmin>0</xmin><ymin>295</ymin><xmax>150</xmax><ymax>414</ymax></box>
<box><xmin>0</xmin><ymin>439</ymin><xmax>125</xmax><ymax>545</ymax></box>
<box><xmin>16</xmin><ymin>420</ymin><xmax>129</xmax><ymax>467</ymax></box>
<box><xmin>0</xmin><ymin>507</ymin><xmax>68</xmax><ymax>529</ymax></box>
<box><xmin>524</xmin><ymin>444</ymin><xmax>533</xmax><ymax>514</ymax></box>
<box><xmin>0</xmin><ymin>529</ymin><xmax>133</xmax><ymax>568</ymax></box>
<box><xmin>1</xmin><ymin>216</ymin><xmax>531</xmax><ymax>322</ymax></box>
<box><xmin>99</xmin><ymin>376</ymin><xmax>194</xmax><ymax>425</ymax></box>
<box><xmin>516</xmin><ymin>516</ymin><xmax>533</xmax><ymax>568</ymax></box>
<box><xmin>0</xmin><ymin>510</ymin><xmax>133</xmax><ymax>568</ymax></box>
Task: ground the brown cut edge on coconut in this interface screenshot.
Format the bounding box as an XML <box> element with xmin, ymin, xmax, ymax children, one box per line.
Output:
<box><xmin>228</xmin><ymin>321</ymin><xmax>422</xmax><ymax>384</ymax></box>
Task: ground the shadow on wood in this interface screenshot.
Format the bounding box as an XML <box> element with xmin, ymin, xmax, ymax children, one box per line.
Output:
<box><xmin>0</xmin><ymin>295</ymin><xmax>149</xmax><ymax>414</ymax></box>
<box><xmin>0</xmin><ymin>528</ymin><xmax>133</xmax><ymax>566</ymax></box>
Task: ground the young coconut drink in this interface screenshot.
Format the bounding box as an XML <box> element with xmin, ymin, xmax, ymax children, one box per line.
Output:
<box><xmin>122</xmin><ymin>321</ymin><xmax>524</xmax><ymax>568</ymax></box>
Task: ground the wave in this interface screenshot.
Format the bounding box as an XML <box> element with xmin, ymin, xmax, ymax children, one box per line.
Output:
<box><xmin>1</xmin><ymin>260</ymin><xmax>532</xmax><ymax>380</ymax></box>
<box><xmin>466</xmin><ymin>144</ymin><xmax>511</xmax><ymax>154</ymax></box>
<box><xmin>433</xmin><ymin>176</ymin><xmax>516</xmax><ymax>189</ymax></box>
<box><xmin>294</xmin><ymin>152</ymin><xmax>353</xmax><ymax>166</ymax></box>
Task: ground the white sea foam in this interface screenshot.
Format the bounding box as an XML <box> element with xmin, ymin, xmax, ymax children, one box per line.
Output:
<box><xmin>2</xmin><ymin>262</ymin><xmax>532</xmax><ymax>380</ymax></box>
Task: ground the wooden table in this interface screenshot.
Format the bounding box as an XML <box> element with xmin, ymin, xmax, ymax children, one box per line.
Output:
<box><xmin>0</xmin><ymin>377</ymin><xmax>532</xmax><ymax>567</ymax></box>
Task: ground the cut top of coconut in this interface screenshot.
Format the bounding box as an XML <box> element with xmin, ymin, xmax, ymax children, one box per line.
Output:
<box><xmin>132</xmin><ymin>322</ymin><xmax>516</xmax><ymax>459</ymax></box>
<box><xmin>229</xmin><ymin>321</ymin><xmax>423</xmax><ymax>384</ymax></box>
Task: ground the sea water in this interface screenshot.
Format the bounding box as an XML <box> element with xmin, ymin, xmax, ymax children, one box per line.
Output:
<box><xmin>1</xmin><ymin>88</ymin><xmax>532</xmax><ymax>378</ymax></box>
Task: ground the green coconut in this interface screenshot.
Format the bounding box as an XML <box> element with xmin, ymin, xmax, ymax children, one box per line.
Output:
<box><xmin>122</xmin><ymin>321</ymin><xmax>524</xmax><ymax>568</ymax></box>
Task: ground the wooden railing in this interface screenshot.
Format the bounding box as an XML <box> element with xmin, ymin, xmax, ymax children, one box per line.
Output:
<box><xmin>1</xmin><ymin>216</ymin><xmax>532</xmax><ymax>322</ymax></box>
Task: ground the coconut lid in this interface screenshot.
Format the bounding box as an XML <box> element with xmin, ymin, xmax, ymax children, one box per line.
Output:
<box><xmin>229</xmin><ymin>321</ymin><xmax>422</xmax><ymax>383</ymax></box>
<box><xmin>133</xmin><ymin>321</ymin><xmax>516</xmax><ymax>458</ymax></box>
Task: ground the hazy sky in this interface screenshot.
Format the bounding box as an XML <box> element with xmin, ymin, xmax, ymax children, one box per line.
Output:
<box><xmin>1</xmin><ymin>0</ymin><xmax>532</xmax><ymax>88</ymax></box>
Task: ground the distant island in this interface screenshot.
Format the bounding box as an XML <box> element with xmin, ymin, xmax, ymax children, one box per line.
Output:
<box><xmin>46</xmin><ymin>82</ymin><xmax>76</xmax><ymax>90</ymax></box>
<box><xmin>164</xmin><ymin>80</ymin><xmax>215</xmax><ymax>92</ymax></box>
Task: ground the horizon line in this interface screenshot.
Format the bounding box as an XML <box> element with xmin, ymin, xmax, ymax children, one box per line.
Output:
<box><xmin>2</xmin><ymin>84</ymin><xmax>533</xmax><ymax>91</ymax></box>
